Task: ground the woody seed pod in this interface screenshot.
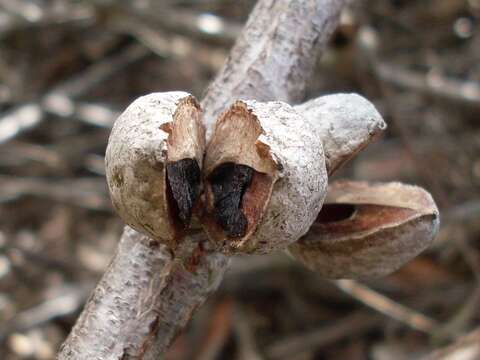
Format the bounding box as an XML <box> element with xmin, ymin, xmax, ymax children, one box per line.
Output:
<box><xmin>105</xmin><ymin>92</ymin><xmax>205</xmax><ymax>249</ymax></box>
<box><xmin>201</xmin><ymin>100</ymin><xmax>328</xmax><ymax>254</ymax></box>
<box><xmin>294</xmin><ymin>93</ymin><xmax>386</xmax><ymax>175</ymax></box>
<box><xmin>288</xmin><ymin>180</ymin><xmax>439</xmax><ymax>278</ymax></box>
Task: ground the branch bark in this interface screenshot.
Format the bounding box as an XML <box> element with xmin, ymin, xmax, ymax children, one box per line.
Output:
<box><xmin>57</xmin><ymin>1</ymin><xmax>345</xmax><ymax>358</ymax></box>
<box><xmin>58</xmin><ymin>228</ymin><xmax>227</xmax><ymax>359</ymax></box>
<box><xmin>201</xmin><ymin>0</ymin><xmax>346</xmax><ymax>138</ymax></box>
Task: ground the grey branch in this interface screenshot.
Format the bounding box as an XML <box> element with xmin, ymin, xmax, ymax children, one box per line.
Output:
<box><xmin>202</xmin><ymin>0</ymin><xmax>346</xmax><ymax>139</ymax></box>
<box><xmin>57</xmin><ymin>1</ymin><xmax>346</xmax><ymax>359</ymax></box>
<box><xmin>58</xmin><ymin>228</ymin><xmax>228</xmax><ymax>359</ymax></box>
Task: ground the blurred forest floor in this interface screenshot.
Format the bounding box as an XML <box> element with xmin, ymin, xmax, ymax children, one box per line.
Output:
<box><xmin>0</xmin><ymin>0</ymin><xmax>479</xmax><ymax>359</ymax></box>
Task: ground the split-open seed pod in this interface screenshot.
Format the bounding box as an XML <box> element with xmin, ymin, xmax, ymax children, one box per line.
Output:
<box><xmin>288</xmin><ymin>180</ymin><xmax>439</xmax><ymax>278</ymax></box>
<box><xmin>105</xmin><ymin>92</ymin><xmax>205</xmax><ymax>249</ymax></box>
<box><xmin>201</xmin><ymin>100</ymin><xmax>328</xmax><ymax>254</ymax></box>
<box><xmin>294</xmin><ymin>93</ymin><xmax>386</xmax><ymax>175</ymax></box>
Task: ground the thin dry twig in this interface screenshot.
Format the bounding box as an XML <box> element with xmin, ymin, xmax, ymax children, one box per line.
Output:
<box><xmin>107</xmin><ymin>2</ymin><xmax>242</xmax><ymax>45</ymax></box>
<box><xmin>376</xmin><ymin>62</ymin><xmax>480</xmax><ymax>108</ymax></box>
<box><xmin>196</xmin><ymin>298</ymin><xmax>234</xmax><ymax>360</ymax></box>
<box><xmin>0</xmin><ymin>44</ymin><xmax>147</xmax><ymax>144</ymax></box>
<box><xmin>334</xmin><ymin>279</ymin><xmax>439</xmax><ymax>335</ymax></box>
<box><xmin>266</xmin><ymin>311</ymin><xmax>381</xmax><ymax>359</ymax></box>
<box><xmin>108</xmin><ymin>16</ymin><xmax>227</xmax><ymax>71</ymax></box>
<box><xmin>0</xmin><ymin>176</ymin><xmax>109</xmax><ymax>210</ymax></box>
<box><xmin>357</xmin><ymin>26</ymin><xmax>480</xmax><ymax>107</ymax></box>
<box><xmin>356</xmin><ymin>26</ymin><xmax>450</xmax><ymax>207</ymax></box>
<box><xmin>0</xmin><ymin>284</ymin><xmax>92</xmax><ymax>342</ymax></box>
<box><xmin>423</xmin><ymin>328</ymin><xmax>480</xmax><ymax>360</ymax></box>
<box><xmin>0</xmin><ymin>1</ymin><xmax>94</xmax><ymax>38</ymax></box>
<box><xmin>232</xmin><ymin>303</ymin><xmax>264</xmax><ymax>360</ymax></box>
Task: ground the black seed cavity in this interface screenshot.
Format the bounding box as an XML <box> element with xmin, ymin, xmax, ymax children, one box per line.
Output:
<box><xmin>316</xmin><ymin>203</ymin><xmax>356</xmax><ymax>223</ymax></box>
<box><xmin>166</xmin><ymin>158</ymin><xmax>201</xmax><ymax>227</ymax></box>
<box><xmin>209</xmin><ymin>163</ymin><xmax>254</xmax><ymax>238</ymax></box>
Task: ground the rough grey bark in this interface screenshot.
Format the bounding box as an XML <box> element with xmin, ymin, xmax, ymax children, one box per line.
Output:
<box><xmin>58</xmin><ymin>227</ymin><xmax>227</xmax><ymax>359</ymax></box>
<box><xmin>201</xmin><ymin>0</ymin><xmax>346</xmax><ymax>139</ymax></box>
<box><xmin>57</xmin><ymin>0</ymin><xmax>346</xmax><ymax>358</ymax></box>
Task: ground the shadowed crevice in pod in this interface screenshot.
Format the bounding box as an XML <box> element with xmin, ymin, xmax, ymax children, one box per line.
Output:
<box><xmin>161</xmin><ymin>94</ymin><xmax>206</xmax><ymax>236</ymax></box>
<box><xmin>316</xmin><ymin>203</ymin><xmax>357</xmax><ymax>223</ymax></box>
<box><xmin>200</xmin><ymin>101</ymin><xmax>279</xmax><ymax>253</ymax></box>
<box><xmin>166</xmin><ymin>158</ymin><xmax>202</xmax><ymax>227</ymax></box>
<box><xmin>208</xmin><ymin>163</ymin><xmax>254</xmax><ymax>237</ymax></box>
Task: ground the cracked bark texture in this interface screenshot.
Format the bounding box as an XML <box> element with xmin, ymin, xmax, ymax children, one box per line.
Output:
<box><xmin>57</xmin><ymin>0</ymin><xmax>346</xmax><ymax>358</ymax></box>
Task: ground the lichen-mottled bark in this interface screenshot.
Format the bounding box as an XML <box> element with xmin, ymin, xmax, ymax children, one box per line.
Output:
<box><xmin>58</xmin><ymin>0</ymin><xmax>346</xmax><ymax>358</ymax></box>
